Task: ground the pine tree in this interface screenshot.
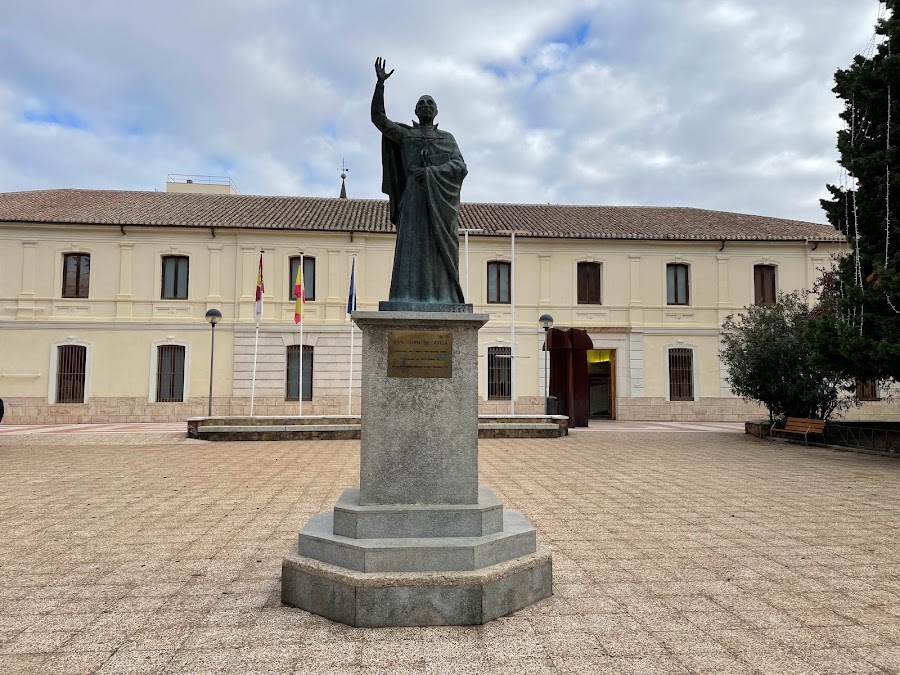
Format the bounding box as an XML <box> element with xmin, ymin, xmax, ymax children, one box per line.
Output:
<box><xmin>812</xmin><ymin>0</ymin><xmax>900</xmax><ymax>382</ymax></box>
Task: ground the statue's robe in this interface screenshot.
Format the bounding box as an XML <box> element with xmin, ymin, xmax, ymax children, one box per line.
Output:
<box><xmin>372</xmin><ymin>83</ymin><xmax>467</xmax><ymax>305</ymax></box>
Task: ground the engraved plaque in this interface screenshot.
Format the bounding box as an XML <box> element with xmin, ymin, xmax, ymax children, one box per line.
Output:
<box><xmin>387</xmin><ymin>330</ymin><xmax>453</xmax><ymax>378</ymax></box>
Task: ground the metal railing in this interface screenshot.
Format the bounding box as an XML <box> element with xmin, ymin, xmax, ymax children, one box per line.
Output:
<box><xmin>166</xmin><ymin>174</ymin><xmax>240</xmax><ymax>193</ymax></box>
<box><xmin>826</xmin><ymin>425</ymin><xmax>900</xmax><ymax>454</ymax></box>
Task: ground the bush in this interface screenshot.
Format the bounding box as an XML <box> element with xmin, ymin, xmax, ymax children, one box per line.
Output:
<box><xmin>720</xmin><ymin>292</ymin><xmax>850</xmax><ymax>423</ymax></box>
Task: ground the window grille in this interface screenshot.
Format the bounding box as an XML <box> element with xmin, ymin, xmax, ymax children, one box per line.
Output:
<box><xmin>856</xmin><ymin>377</ymin><xmax>880</xmax><ymax>401</ymax></box>
<box><xmin>668</xmin><ymin>348</ymin><xmax>694</xmax><ymax>401</ymax></box>
<box><xmin>286</xmin><ymin>345</ymin><xmax>314</xmax><ymax>401</ymax></box>
<box><xmin>754</xmin><ymin>265</ymin><xmax>777</xmax><ymax>305</ymax></box>
<box><xmin>577</xmin><ymin>262</ymin><xmax>602</xmax><ymax>304</ymax></box>
<box><xmin>156</xmin><ymin>345</ymin><xmax>186</xmax><ymax>402</ymax></box>
<box><xmin>487</xmin><ymin>346</ymin><xmax>511</xmax><ymax>400</ymax></box>
<box><xmin>666</xmin><ymin>263</ymin><xmax>690</xmax><ymax>305</ymax></box>
<box><xmin>62</xmin><ymin>253</ymin><xmax>91</xmax><ymax>299</ymax></box>
<box><xmin>487</xmin><ymin>261</ymin><xmax>511</xmax><ymax>304</ymax></box>
<box><xmin>161</xmin><ymin>255</ymin><xmax>189</xmax><ymax>299</ymax></box>
<box><xmin>288</xmin><ymin>256</ymin><xmax>316</xmax><ymax>301</ymax></box>
<box><xmin>56</xmin><ymin>345</ymin><xmax>87</xmax><ymax>403</ymax></box>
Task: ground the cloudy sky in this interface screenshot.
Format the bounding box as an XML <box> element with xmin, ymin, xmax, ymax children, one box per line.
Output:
<box><xmin>0</xmin><ymin>1</ymin><xmax>884</xmax><ymax>223</ymax></box>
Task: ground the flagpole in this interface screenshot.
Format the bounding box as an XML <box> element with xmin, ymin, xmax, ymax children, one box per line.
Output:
<box><xmin>250</xmin><ymin>324</ymin><xmax>260</xmax><ymax>416</ymax></box>
<box><xmin>348</xmin><ymin>319</ymin><xmax>355</xmax><ymax>416</ymax></box>
<box><xmin>299</xmin><ymin>252</ymin><xmax>304</xmax><ymax>418</ymax></box>
<box><xmin>347</xmin><ymin>255</ymin><xmax>356</xmax><ymax>416</ymax></box>
<box><xmin>250</xmin><ymin>250</ymin><xmax>263</xmax><ymax>417</ymax></box>
<box><xmin>510</xmin><ymin>233</ymin><xmax>516</xmax><ymax>415</ymax></box>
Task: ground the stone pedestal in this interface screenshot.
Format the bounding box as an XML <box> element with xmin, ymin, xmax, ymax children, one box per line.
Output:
<box><xmin>281</xmin><ymin>311</ymin><xmax>552</xmax><ymax>627</ymax></box>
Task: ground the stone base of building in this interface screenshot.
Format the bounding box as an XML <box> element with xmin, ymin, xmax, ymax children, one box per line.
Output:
<box><xmin>3</xmin><ymin>394</ymin><xmax>897</xmax><ymax>425</ymax></box>
<box><xmin>615</xmin><ymin>397</ymin><xmax>769</xmax><ymax>422</ymax></box>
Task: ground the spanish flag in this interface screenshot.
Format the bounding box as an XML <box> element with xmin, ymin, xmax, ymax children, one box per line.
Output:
<box><xmin>293</xmin><ymin>259</ymin><xmax>305</xmax><ymax>324</ymax></box>
<box><xmin>254</xmin><ymin>252</ymin><xmax>264</xmax><ymax>325</ymax></box>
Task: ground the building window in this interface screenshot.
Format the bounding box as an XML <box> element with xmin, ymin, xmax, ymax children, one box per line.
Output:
<box><xmin>487</xmin><ymin>261</ymin><xmax>510</xmax><ymax>304</ymax></box>
<box><xmin>577</xmin><ymin>262</ymin><xmax>602</xmax><ymax>304</ymax></box>
<box><xmin>754</xmin><ymin>265</ymin><xmax>777</xmax><ymax>305</ymax></box>
<box><xmin>666</xmin><ymin>263</ymin><xmax>690</xmax><ymax>305</ymax></box>
<box><xmin>289</xmin><ymin>256</ymin><xmax>316</xmax><ymax>301</ymax></box>
<box><xmin>56</xmin><ymin>345</ymin><xmax>87</xmax><ymax>403</ymax></box>
<box><xmin>668</xmin><ymin>348</ymin><xmax>694</xmax><ymax>401</ymax></box>
<box><xmin>487</xmin><ymin>346</ymin><xmax>511</xmax><ymax>400</ymax></box>
<box><xmin>62</xmin><ymin>253</ymin><xmax>91</xmax><ymax>299</ymax></box>
<box><xmin>161</xmin><ymin>255</ymin><xmax>189</xmax><ymax>299</ymax></box>
<box><xmin>155</xmin><ymin>345</ymin><xmax>186</xmax><ymax>402</ymax></box>
<box><xmin>856</xmin><ymin>377</ymin><xmax>880</xmax><ymax>401</ymax></box>
<box><xmin>286</xmin><ymin>345</ymin><xmax>314</xmax><ymax>401</ymax></box>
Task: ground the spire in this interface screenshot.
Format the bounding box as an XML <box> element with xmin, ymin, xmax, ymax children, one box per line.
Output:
<box><xmin>339</xmin><ymin>158</ymin><xmax>348</xmax><ymax>199</ymax></box>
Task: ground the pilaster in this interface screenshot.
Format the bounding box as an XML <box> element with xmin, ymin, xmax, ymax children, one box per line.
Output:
<box><xmin>115</xmin><ymin>241</ymin><xmax>134</xmax><ymax>318</ymax></box>
<box><xmin>16</xmin><ymin>241</ymin><xmax>37</xmax><ymax>319</ymax></box>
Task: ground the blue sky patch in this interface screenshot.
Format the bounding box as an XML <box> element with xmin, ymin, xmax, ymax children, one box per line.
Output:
<box><xmin>23</xmin><ymin>107</ymin><xmax>89</xmax><ymax>130</ymax></box>
<box><xmin>551</xmin><ymin>19</ymin><xmax>591</xmax><ymax>48</ymax></box>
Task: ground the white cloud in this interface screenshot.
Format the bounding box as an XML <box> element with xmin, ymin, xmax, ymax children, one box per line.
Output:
<box><xmin>0</xmin><ymin>0</ymin><xmax>884</xmax><ymax>221</ymax></box>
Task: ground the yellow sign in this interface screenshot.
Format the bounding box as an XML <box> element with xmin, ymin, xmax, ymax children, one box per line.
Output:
<box><xmin>387</xmin><ymin>330</ymin><xmax>453</xmax><ymax>378</ymax></box>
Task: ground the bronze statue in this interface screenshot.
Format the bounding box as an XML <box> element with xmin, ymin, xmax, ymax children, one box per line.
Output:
<box><xmin>372</xmin><ymin>57</ymin><xmax>469</xmax><ymax>310</ymax></box>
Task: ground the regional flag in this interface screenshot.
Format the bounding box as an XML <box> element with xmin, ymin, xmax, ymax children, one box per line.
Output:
<box><xmin>293</xmin><ymin>259</ymin><xmax>305</xmax><ymax>324</ymax></box>
<box><xmin>347</xmin><ymin>257</ymin><xmax>357</xmax><ymax>314</ymax></box>
<box><xmin>254</xmin><ymin>253</ymin><xmax>264</xmax><ymax>325</ymax></box>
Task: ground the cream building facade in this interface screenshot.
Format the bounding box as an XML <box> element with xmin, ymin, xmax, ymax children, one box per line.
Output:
<box><xmin>0</xmin><ymin>183</ymin><xmax>893</xmax><ymax>424</ymax></box>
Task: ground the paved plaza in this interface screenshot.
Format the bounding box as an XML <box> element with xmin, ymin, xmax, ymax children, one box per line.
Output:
<box><xmin>1</xmin><ymin>429</ymin><xmax>899</xmax><ymax>674</ymax></box>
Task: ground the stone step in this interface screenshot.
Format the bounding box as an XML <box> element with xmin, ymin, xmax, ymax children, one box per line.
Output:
<box><xmin>200</xmin><ymin>424</ymin><xmax>358</xmax><ymax>433</ymax></box>
<box><xmin>332</xmin><ymin>486</ymin><xmax>504</xmax><ymax>539</ymax></box>
<box><xmin>190</xmin><ymin>421</ymin><xmax>565</xmax><ymax>441</ymax></box>
<box><xmin>298</xmin><ymin>509</ymin><xmax>537</xmax><ymax>573</ymax></box>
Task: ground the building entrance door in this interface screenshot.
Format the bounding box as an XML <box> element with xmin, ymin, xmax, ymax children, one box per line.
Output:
<box><xmin>546</xmin><ymin>327</ymin><xmax>593</xmax><ymax>427</ymax></box>
<box><xmin>587</xmin><ymin>349</ymin><xmax>616</xmax><ymax>420</ymax></box>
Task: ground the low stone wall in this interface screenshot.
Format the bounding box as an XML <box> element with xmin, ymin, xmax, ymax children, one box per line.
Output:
<box><xmin>744</xmin><ymin>420</ymin><xmax>771</xmax><ymax>438</ymax></box>
<box><xmin>2</xmin><ymin>395</ymin><xmax>547</xmax><ymax>424</ymax></box>
<box><xmin>617</xmin><ymin>397</ymin><xmax>767</xmax><ymax>422</ymax></box>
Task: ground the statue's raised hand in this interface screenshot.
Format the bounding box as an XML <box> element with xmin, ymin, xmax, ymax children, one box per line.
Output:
<box><xmin>375</xmin><ymin>57</ymin><xmax>394</xmax><ymax>84</ymax></box>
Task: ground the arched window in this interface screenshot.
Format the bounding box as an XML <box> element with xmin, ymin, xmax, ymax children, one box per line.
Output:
<box><xmin>56</xmin><ymin>344</ymin><xmax>87</xmax><ymax>403</ymax></box>
<box><xmin>62</xmin><ymin>253</ymin><xmax>90</xmax><ymax>298</ymax></box>
<box><xmin>668</xmin><ymin>348</ymin><xmax>694</xmax><ymax>401</ymax></box>
<box><xmin>754</xmin><ymin>265</ymin><xmax>777</xmax><ymax>305</ymax></box>
<box><xmin>155</xmin><ymin>345</ymin><xmax>186</xmax><ymax>402</ymax></box>
<box><xmin>289</xmin><ymin>256</ymin><xmax>316</xmax><ymax>301</ymax></box>
<box><xmin>161</xmin><ymin>255</ymin><xmax>189</xmax><ymax>299</ymax></box>
<box><xmin>286</xmin><ymin>345</ymin><xmax>314</xmax><ymax>401</ymax></box>
<box><xmin>577</xmin><ymin>262</ymin><xmax>602</xmax><ymax>304</ymax></box>
<box><xmin>487</xmin><ymin>346</ymin><xmax>511</xmax><ymax>399</ymax></box>
<box><xmin>666</xmin><ymin>263</ymin><xmax>690</xmax><ymax>305</ymax></box>
<box><xmin>487</xmin><ymin>261</ymin><xmax>510</xmax><ymax>304</ymax></box>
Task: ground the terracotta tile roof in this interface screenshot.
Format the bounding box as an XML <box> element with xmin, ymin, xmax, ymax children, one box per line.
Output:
<box><xmin>0</xmin><ymin>188</ymin><xmax>845</xmax><ymax>242</ymax></box>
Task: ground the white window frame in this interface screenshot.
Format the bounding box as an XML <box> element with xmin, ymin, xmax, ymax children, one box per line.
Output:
<box><xmin>663</xmin><ymin>342</ymin><xmax>699</xmax><ymax>402</ymax></box>
<box><xmin>156</xmin><ymin>249</ymin><xmax>192</xmax><ymax>301</ymax></box>
<box><xmin>54</xmin><ymin>245</ymin><xmax>95</xmax><ymax>300</ymax></box>
<box><xmin>48</xmin><ymin>338</ymin><xmax>92</xmax><ymax>404</ymax></box>
<box><xmin>573</xmin><ymin>256</ymin><xmax>605</xmax><ymax>306</ymax></box>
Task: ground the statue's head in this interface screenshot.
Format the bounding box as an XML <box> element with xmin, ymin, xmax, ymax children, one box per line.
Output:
<box><xmin>415</xmin><ymin>95</ymin><xmax>438</xmax><ymax>125</ymax></box>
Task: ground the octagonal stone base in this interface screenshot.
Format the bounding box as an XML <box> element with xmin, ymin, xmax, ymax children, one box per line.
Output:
<box><xmin>282</xmin><ymin>547</ymin><xmax>552</xmax><ymax>627</ymax></box>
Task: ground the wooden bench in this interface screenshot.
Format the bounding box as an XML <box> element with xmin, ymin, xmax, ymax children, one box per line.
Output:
<box><xmin>771</xmin><ymin>417</ymin><xmax>827</xmax><ymax>446</ymax></box>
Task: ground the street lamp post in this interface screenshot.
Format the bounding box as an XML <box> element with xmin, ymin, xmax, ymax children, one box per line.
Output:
<box><xmin>539</xmin><ymin>314</ymin><xmax>553</xmax><ymax>415</ymax></box>
<box><xmin>205</xmin><ymin>309</ymin><xmax>222</xmax><ymax>417</ymax></box>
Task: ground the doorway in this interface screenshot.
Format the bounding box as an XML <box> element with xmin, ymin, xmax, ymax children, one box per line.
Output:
<box><xmin>587</xmin><ymin>349</ymin><xmax>616</xmax><ymax>419</ymax></box>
